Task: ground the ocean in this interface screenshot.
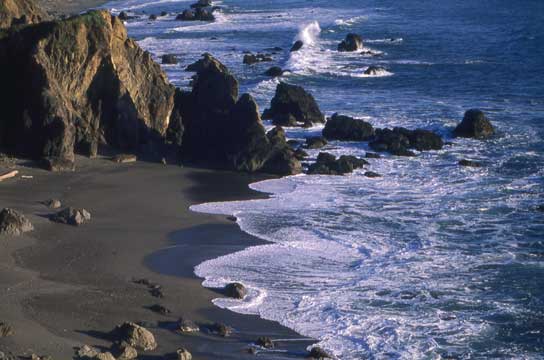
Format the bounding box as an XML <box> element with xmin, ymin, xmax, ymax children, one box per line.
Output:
<box><xmin>103</xmin><ymin>0</ymin><xmax>544</xmax><ymax>358</ymax></box>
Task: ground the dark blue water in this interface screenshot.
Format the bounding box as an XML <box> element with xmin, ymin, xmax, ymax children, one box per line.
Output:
<box><xmin>106</xmin><ymin>0</ymin><xmax>544</xmax><ymax>358</ymax></box>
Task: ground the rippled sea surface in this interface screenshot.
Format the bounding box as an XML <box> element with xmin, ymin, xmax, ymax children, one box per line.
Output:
<box><xmin>104</xmin><ymin>0</ymin><xmax>544</xmax><ymax>358</ymax></box>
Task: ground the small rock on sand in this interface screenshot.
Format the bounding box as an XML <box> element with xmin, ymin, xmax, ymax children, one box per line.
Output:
<box><xmin>112</xmin><ymin>154</ymin><xmax>137</xmax><ymax>163</ymax></box>
<box><xmin>203</xmin><ymin>322</ymin><xmax>232</xmax><ymax>337</ymax></box>
<box><xmin>44</xmin><ymin>199</ymin><xmax>62</xmax><ymax>209</ymax></box>
<box><xmin>176</xmin><ymin>347</ymin><xmax>192</xmax><ymax>360</ymax></box>
<box><xmin>112</xmin><ymin>322</ymin><xmax>157</xmax><ymax>351</ymax></box>
<box><xmin>0</xmin><ymin>322</ymin><xmax>14</xmax><ymax>337</ymax></box>
<box><xmin>51</xmin><ymin>207</ymin><xmax>91</xmax><ymax>226</ymax></box>
<box><xmin>0</xmin><ymin>208</ymin><xmax>33</xmax><ymax>236</ymax></box>
<box><xmin>148</xmin><ymin>304</ymin><xmax>171</xmax><ymax>315</ymax></box>
<box><xmin>177</xmin><ymin>317</ymin><xmax>199</xmax><ymax>333</ymax></box>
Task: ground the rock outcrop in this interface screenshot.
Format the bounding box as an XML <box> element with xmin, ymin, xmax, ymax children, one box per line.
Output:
<box><xmin>0</xmin><ymin>0</ymin><xmax>48</xmax><ymax>29</ymax></box>
<box><xmin>322</xmin><ymin>113</ymin><xmax>374</xmax><ymax>141</ymax></box>
<box><xmin>262</xmin><ymin>82</ymin><xmax>325</xmax><ymax>127</ymax></box>
<box><xmin>173</xmin><ymin>54</ymin><xmax>301</xmax><ymax>175</ymax></box>
<box><xmin>453</xmin><ymin>109</ymin><xmax>495</xmax><ymax>139</ymax></box>
<box><xmin>0</xmin><ymin>208</ymin><xmax>33</xmax><ymax>236</ymax></box>
<box><xmin>338</xmin><ymin>33</ymin><xmax>363</xmax><ymax>52</ymax></box>
<box><xmin>0</xmin><ymin>10</ymin><xmax>175</xmax><ymax>169</ymax></box>
<box><xmin>369</xmin><ymin>127</ymin><xmax>443</xmax><ymax>156</ymax></box>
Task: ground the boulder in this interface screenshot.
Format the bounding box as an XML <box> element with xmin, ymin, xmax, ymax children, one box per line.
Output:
<box><xmin>309</xmin><ymin>347</ymin><xmax>332</xmax><ymax>359</ymax></box>
<box><xmin>458</xmin><ymin>159</ymin><xmax>481</xmax><ymax>167</ymax></box>
<box><xmin>369</xmin><ymin>127</ymin><xmax>443</xmax><ymax>156</ymax></box>
<box><xmin>224</xmin><ymin>282</ymin><xmax>247</xmax><ymax>299</ymax></box>
<box><xmin>111</xmin><ymin>342</ymin><xmax>138</xmax><ymax>360</ymax></box>
<box><xmin>262</xmin><ymin>82</ymin><xmax>325</xmax><ymax>127</ymax></box>
<box><xmin>43</xmin><ymin>157</ymin><xmax>75</xmax><ymax>172</ymax></box>
<box><xmin>407</xmin><ymin>129</ymin><xmax>444</xmax><ymax>151</ymax></box>
<box><xmin>307</xmin><ymin>152</ymin><xmax>367</xmax><ymax>175</ymax></box>
<box><xmin>162</xmin><ymin>54</ymin><xmax>179</xmax><ymax>64</ymax></box>
<box><xmin>256</xmin><ymin>336</ymin><xmax>274</xmax><ymax>349</ymax></box>
<box><xmin>305</xmin><ymin>136</ymin><xmax>328</xmax><ymax>149</ymax></box>
<box><xmin>44</xmin><ymin>199</ymin><xmax>62</xmax><ymax>209</ymax></box>
<box><xmin>453</xmin><ymin>109</ymin><xmax>495</xmax><ymax>139</ymax></box>
<box><xmin>322</xmin><ymin>113</ymin><xmax>374</xmax><ymax>141</ymax></box>
<box><xmin>176</xmin><ymin>348</ymin><xmax>192</xmax><ymax>360</ymax></box>
<box><xmin>0</xmin><ymin>322</ymin><xmax>14</xmax><ymax>337</ymax></box>
<box><xmin>160</xmin><ymin>11</ymin><xmax>168</xmax><ymax>16</ymax></box>
<box><xmin>338</xmin><ymin>33</ymin><xmax>363</xmax><ymax>52</ymax></box>
<box><xmin>0</xmin><ymin>0</ymin><xmax>48</xmax><ymax>29</ymax></box>
<box><xmin>264</xmin><ymin>66</ymin><xmax>283</xmax><ymax>77</ymax></box>
<box><xmin>148</xmin><ymin>304</ymin><xmax>171</xmax><ymax>315</ymax></box>
<box><xmin>0</xmin><ymin>208</ymin><xmax>33</xmax><ymax>236</ymax></box>
<box><xmin>364</xmin><ymin>65</ymin><xmax>386</xmax><ymax>75</ymax></box>
<box><xmin>290</xmin><ymin>40</ymin><xmax>303</xmax><ymax>52</ymax></box>
<box><xmin>243</xmin><ymin>53</ymin><xmax>273</xmax><ymax>65</ymax></box>
<box><xmin>77</xmin><ymin>345</ymin><xmax>99</xmax><ymax>359</ymax></box>
<box><xmin>0</xmin><ymin>10</ymin><xmax>175</xmax><ymax>166</ymax></box>
<box><xmin>177</xmin><ymin>317</ymin><xmax>199</xmax><ymax>333</ymax></box>
<box><xmin>118</xmin><ymin>11</ymin><xmax>130</xmax><ymax>20</ymax></box>
<box><xmin>51</xmin><ymin>207</ymin><xmax>91</xmax><ymax>226</ymax></box>
<box><xmin>112</xmin><ymin>322</ymin><xmax>157</xmax><ymax>351</ymax></box>
<box><xmin>261</xmin><ymin>146</ymin><xmax>302</xmax><ymax>175</ymax></box>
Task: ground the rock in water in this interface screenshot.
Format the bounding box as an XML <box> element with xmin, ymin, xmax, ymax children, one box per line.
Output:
<box><xmin>176</xmin><ymin>348</ymin><xmax>192</xmax><ymax>360</ymax></box>
<box><xmin>224</xmin><ymin>282</ymin><xmax>247</xmax><ymax>299</ymax></box>
<box><xmin>112</xmin><ymin>322</ymin><xmax>157</xmax><ymax>351</ymax></box>
<box><xmin>51</xmin><ymin>207</ymin><xmax>91</xmax><ymax>226</ymax></box>
<box><xmin>264</xmin><ymin>66</ymin><xmax>283</xmax><ymax>77</ymax></box>
<box><xmin>323</xmin><ymin>113</ymin><xmax>374</xmax><ymax>141</ymax></box>
<box><xmin>364</xmin><ymin>65</ymin><xmax>386</xmax><ymax>75</ymax></box>
<box><xmin>0</xmin><ymin>0</ymin><xmax>48</xmax><ymax>29</ymax></box>
<box><xmin>453</xmin><ymin>109</ymin><xmax>495</xmax><ymax>139</ymax></box>
<box><xmin>174</xmin><ymin>54</ymin><xmax>300</xmax><ymax>175</ymax></box>
<box><xmin>309</xmin><ymin>347</ymin><xmax>332</xmax><ymax>359</ymax></box>
<box><xmin>458</xmin><ymin>159</ymin><xmax>482</xmax><ymax>167</ymax></box>
<box><xmin>161</xmin><ymin>54</ymin><xmax>179</xmax><ymax>64</ymax></box>
<box><xmin>256</xmin><ymin>336</ymin><xmax>274</xmax><ymax>349</ymax></box>
<box><xmin>370</xmin><ymin>127</ymin><xmax>443</xmax><ymax>156</ymax></box>
<box><xmin>338</xmin><ymin>33</ymin><xmax>363</xmax><ymax>52</ymax></box>
<box><xmin>0</xmin><ymin>10</ymin><xmax>175</xmax><ymax>166</ymax></box>
<box><xmin>262</xmin><ymin>82</ymin><xmax>325</xmax><ymax>127</ymax></box>
<box><xmin>308</xmin><ymin>152</ymin><xmax>367</xmax><ymax>175</ymax></box>
<box><xmin>290</xmin><ymin>40</ymin><xmax>303</xmax><ymax>52</ymax></box>
<box><xmin>305</xmin><ymin>136</ymin><xmax>328</xmax><ymax>149</ymax></box>
<box><xmin>243</xmin><ymin>53</ymin><xmax>273</xmax><ymax>65</ymax></box>
<box><xmin>0</xmin><ymin>208</ymin><xmax>33</xmax><ymax>236</ymax></box>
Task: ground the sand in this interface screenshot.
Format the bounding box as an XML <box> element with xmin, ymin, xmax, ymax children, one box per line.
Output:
<box><xmin>0</xmin><ymin>156</ymin><xmax>313</xmax><ymax>359</ymax></box>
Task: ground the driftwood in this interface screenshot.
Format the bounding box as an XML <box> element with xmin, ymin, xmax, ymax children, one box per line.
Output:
<box><xmin>0</xmin><ymin>170</ymin><xmax>18</xmax><ymax>182</ymax></box>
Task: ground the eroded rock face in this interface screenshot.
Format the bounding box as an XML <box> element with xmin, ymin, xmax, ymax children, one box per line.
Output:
<box><xmin>454</xmin><ymin>109</ymin><xmax>495</xmax><ymax>139</ymax></box>
<box><xmin>262</xmin><ymin>82</ymin><xmax>325</xmax><ymax>127</ymax></box>
<box><xmin>0</xmin><ymin>0</ymin><xmax>48</xmax><ymax>29</ymax></box>
<box><xmin>323</xmin><ymin>113</ymin><xmax>374</xmax><ymax>141</ymax></box>
<box><xmin>0</xmin><ymin>10</ymin><xmax>175</xmax><ymax>167</ymax></box>
<box><xmin>0</xmin><ymin>208</ymin><xmax>33</xmax><ymax>236</ymax></box>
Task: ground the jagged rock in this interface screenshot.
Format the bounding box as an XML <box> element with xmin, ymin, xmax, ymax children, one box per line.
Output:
<box><xmin>0</xmin><ymin>208</ymin><xmax>33</xmax><ymax>236</ymax></box>
<box><xmin>112</xmin><ymin>154</ymin><xmax>137</xmax><ymax>163</ymax></box>
<box><xmin>364</xmin><ymin>65</ymin><xmax>386</xmax><ymax>75</ymax></box>
<box><xmin>0</xmin><ymin>0</ymin><xmax>48</xmax><ymax>29</ymax></box>
<box><xmin>256</xmin><ymin>336</ymin><xmax>274</xmax><ymax>349</ymax></box>
<box><xmin>203</xmin><ymin>322</ymin><xmax>232</xmax><ymax>337</ymax></box>
<box><xmin>338</xmin><ymin>33</ymin><xmax>363</xmax><ymax>52</ymax></box>
<box><xmin>323</xmin><ymin>113</ymin><xmax>374</xmax><ymax>141</ymax></box>
<box><xmin>111</xmin><ymin>342</ymin><xmax>138</xmax><ymax>360</ymax></box>
<box><xmin>264</xmin><ymin>66</ymin><xmax>283</xmax><ymax>77</ymax></box>
<box><xmin>308</xmin><ymin>153</ymin><xmax>367</xmax><ymax>175</ymax></box>
<box><xmin>43</xmin><ymin>157</ymin><xmax>75</xmax><ymax>172</ymax></box>
<box><xmin>0</xmin><ymin>322</ymin><xmax>14</xmax><ymax>337</ymax></box>
<box><xmin>162</xmin><ymin>54</ymin><xmax>178</xmax><ymax>64</ymax></box>
<box><xmin>176</xmin><ymin>54</ymin><xmax>300</xmax><ymax>175</ymax></box>
<box><xmin>148</xmin><ymin>304</ymin><xmax>171</xmax><ymax>315</ymax></box>
<box><xmin>290</xmin><ymin>40</ymin><xmax>303</xmax><ymax>52</ymax></box>
<box><xmin>305</xmin><ymin>136</ymin><xmax>328</xmax><ymax>149</ymax></box>
<box><xmin>225</xmin><ymin>282</ymin><xmax>247</xmax><ymax>299</ymax></box>
<box><xmin>453</xmin><ymin>109</ymin><xmax>495</xmax><ymax>139</ymax></box>
<box><xmin>243</xmin><ymin>53</ymin><xmax>272</xmax><ymax>65</ymax></box>
<box><xmin>309</xmin><ymin>347</ymin><xmax>332</xmax><ymax>359</ymax></box>
<box><xmin>369</xmin><ymin>127</ymin><xmax>443</xmax><ymax>156</ymax></box>
<box><xmin>44</xmin><ymin>199</ymin><xmax>62</xmax><ymax>209</ymax></box>
<box><xmin>177</xmin><ymin>317</ymin><xmax>199</xmax><ymax>333</ymax></box>
<box><xmin>112</xmin><ymin>322</ymin><xmax>157</xmax><ymax>351</ymax></box>
<box><xmin>77</xmin><ymin>345</ymin><xmax>99</xmax><ymax>359</ymax></box>
<box><xmin>0</xmin><ymin>10</ymin><xmax>175</xmax><ymax>165</ymax></box>
<box><xmin>263</xmin><ymin>82</ymin><xmax>325</xmax><ymax>127</ymax></box>
<box><xmin>51</xmin><ymin>207</ymin><xmax>91</xmax><ymax>226</ymax></box>
<box><xmin>458</xmin><ymin>159</ymin><xmax>481</xmax><ymax>167</ymax></box>
<box><xmin>364</xmin><ymin>171</ymin><xmax>381</xmax><ymax>178</ymax></box>
<box><xmin>176</xmin><ymin>348</ymin><xmax>192</xmax><ymax>360</ymax></box>
<box><xmin>365</xmin><ymin>152</ymin><xmax>380</xmax><ymax>158</ymax></box>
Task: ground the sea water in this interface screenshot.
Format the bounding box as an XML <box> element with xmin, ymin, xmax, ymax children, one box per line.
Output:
<box><xmin>103</xmin><ymin>0</ymin><xmax>544</xmax><ymax>358</ymax></box>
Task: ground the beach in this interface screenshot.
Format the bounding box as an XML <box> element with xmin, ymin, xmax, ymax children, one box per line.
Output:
<box><xmin>0</xmin><ymin>156</ymin><xmax>312</xmax><ymax>359</ymax></box>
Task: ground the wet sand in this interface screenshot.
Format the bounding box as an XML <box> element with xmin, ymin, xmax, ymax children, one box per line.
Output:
<box><xmin>0</xmin><ymin>156</ymin><xmax>313</xmax><ymax>359</ymax></box>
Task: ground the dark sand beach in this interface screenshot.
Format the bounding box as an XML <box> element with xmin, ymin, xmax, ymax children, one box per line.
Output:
<box><xmin>0</xmin><ymin>156</ymin><xmax>313</xmax><ymax>359</ymax></box>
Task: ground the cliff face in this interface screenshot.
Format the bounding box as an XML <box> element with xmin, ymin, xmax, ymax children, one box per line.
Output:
<box><xmin>0</xmin><ymin>10</ymin><xmax>175</xmax><ymax>164</ymax></box>
<box><xmin>0</xmin><ymin>0</ymin><xmax>48</xmax><ymax>29</ymax></box>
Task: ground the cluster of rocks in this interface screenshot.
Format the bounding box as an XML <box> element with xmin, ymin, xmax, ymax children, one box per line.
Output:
<box><xmin>308</xmin><ymin>153</ymin><xmax>368</xmax><ymax>175</ymax></box>
<box><xmin>176</xmin><ymin>0</ymin><xmax>217</xmax><ymax>21</ymax></box>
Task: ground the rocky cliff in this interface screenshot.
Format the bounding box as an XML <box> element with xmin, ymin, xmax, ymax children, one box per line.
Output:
<box><xmin>0</xmin><ymin>10</ymin><xmax>175</xmax><ymax>167</ymax></box>
<box><xmin>0</xmin><ymin>0</ymin><xmax>48</xmax><ymax>29</ymax></box>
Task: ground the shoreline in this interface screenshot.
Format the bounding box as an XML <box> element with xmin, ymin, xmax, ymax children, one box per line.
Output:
<box><xmin>0</xmin><ymin>157</ymin><xmax>313</xmax><ymax>359</ymax></box>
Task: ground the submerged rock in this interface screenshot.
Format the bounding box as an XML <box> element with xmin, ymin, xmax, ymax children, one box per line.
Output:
<box><xmin>458</xmin><ymin>159</ymin><xmax>482</xmax><ymax>167</ymax></box>
<box><xmin>262</xmin><ymin>82</ymin><xmax>325</xmax><ymax>127</ymax></box>
<box><xmin>0</xmin><ymin>11</ymin><xmax>174</xmax><ymax>165</ymax></box>
<box><xmin>338</xmin><ymin>33</ymin><xmax>363</xmax><ymax>52</ymax></box>
<box><xmin>243</xmin><ymin>53</ymin><xmax>273</xmax><ymax>65</ymax></box>
<box><xmin>309</xmin><ymin>347</ymin><xmax>332</xmax><ymax>359</ymax></box>
<box><xmin>264</xmin><ymin>66</ymin><xmax>284</xmax><ymax>77</ymax></box>
<box><xmin>323</xmin><ymin>113</ymin><xmax>374</xmax><ymax>141</ymax></box>
<box><xmin>454</xmin><ymin>109</ymin><xmax>495</xmax><ymax>139</ymax></box>
<box><xmin>225</xmin><ymin>282</ymin><xmax>247</xmax><ymax>299</ymax></box>
<box><xmin>256</xmin><ymin>336</ymin><xmax>274</xmax><ymax>349</ymax></box>
<box><xmin>51</xmin><ymin>207</ymin><xmax>91</xmax><ymax>226</ymax></box>
<box><xmin>162</xmin><ymin>54</ymin><xmax>179</xmax><ymax>64</ymax></box>
<box><xmin>364</xmin><ymin>65</ymin><xmax>386</xmax><ymax>75</ymax></box>
<box><xmin>0</xmin><ymin>208</ymin><xmax>33</xmax><ymax>236</ymax></box>
<box><xmin>290</xmin><ymin>40</ymin><xmax>303</xmax><ymax>52</ymax></box>
<box><xmin>0</xmin><ymin>0</ymin><xmax>48</xmax><ymax>29</ymax></box>
<box><xmin>364</xmin><ymin>171</ymin><xmax>381</xmax><ymax>178</ymax></box>
<box><xmin>112</xmin><ymin>322</ymin><xmax>157</xmax><ymax>351</ymax></box>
